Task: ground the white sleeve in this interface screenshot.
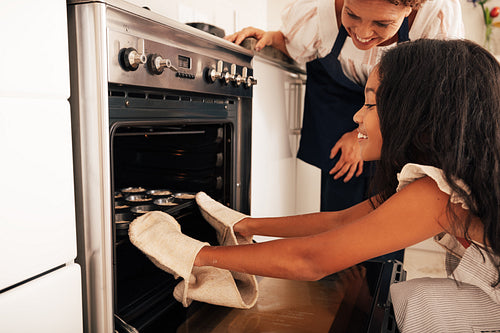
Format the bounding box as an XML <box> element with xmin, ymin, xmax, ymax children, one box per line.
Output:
<box><xmin>410</xmin><ymin>0</ymin><xmax>465</xmax><ymax>40</ymax></box>
<box><xmin>396</xmin><ymin>163</ymin><xmax>470</xmax><ymax>209</ymax></box>
<box><xmin>279</xmin><ymin>0</ymin><xmax>322</xmax><ymax>63</ymax></box>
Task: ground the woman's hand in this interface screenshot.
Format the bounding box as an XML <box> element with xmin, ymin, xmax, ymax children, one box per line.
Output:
<box><xmin>329</xmin><ymin>129</ymin><xmax>363</xmax><ymax>182</ymax></box>
<box><xmin>225</xmin><ymin>26</ymin><xmax>265</xmax><ymax>46</ymax></box>
<box><xmin>224</xmin><ymin>27</ymin><xmax>288</xmax><ymax>54</ymax></box>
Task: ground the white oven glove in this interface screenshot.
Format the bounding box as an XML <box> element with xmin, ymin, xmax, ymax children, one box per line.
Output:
<box><xmin>195</xmin><ymin>192</ymin><xmax>253</xmax><ymax>246</ymax></box>
<box><xmin>129</xmin><ymin>211</ymin><xmax>258</xmax><ymax>309</ymax></box>
<box><xmin>128</xmin><ymin>211</ymin><xmax>207</xmax><ymax>280</ymax></box>
<box><xmin>173</xmin><ymin>267</ymin><xmax>258</xmax><ymax>309</ymax></box>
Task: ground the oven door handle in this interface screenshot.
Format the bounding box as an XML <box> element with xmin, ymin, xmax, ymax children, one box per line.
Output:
<box><xmin>114</xmin><ymin>314</ymin><xmax>139</xmax><ymax>333</ymax></box>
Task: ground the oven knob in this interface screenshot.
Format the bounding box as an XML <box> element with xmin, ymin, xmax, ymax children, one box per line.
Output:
<box><xmin>234</xmin><ymin>74</ymin><xmax>243</xmax><ymax>86</ymax></box>
<box><xmin>246</xmin><ymin>76</ymin><xmax>258</xmax><ymax>88</ymax></box>
<box><xmin>147</xmin><ymin>54</ymin><xmax>178</xmax><ymax>75</ymax></box>
<box><xmin>240</xmin><ymin>67</ymin><xmax>254</xmax><ymax>88</ymax></box>
<box><xmin>222</xmin><ymin>71</ymin><xmax>234</xmax><ymax>85</ymax></box>
<box><xmin>225</xmin><ymin>64</ymin><xmax>240</xmax><ymax>85</ymax></box>
<box><xmin>147</xmin><ymin>54</ymin><xmax>165</xmax><ymax>75</ymax></box>
<box><xmin>207</xmin><ymin>60</ymin><xmax>224</xmax><ymax>83</ymax></box>
<box><xmin>119</xmin><ymin>47</ymin><xmax>146</xmax><ymax>71</ymax></box>
<box><xmin>241</xmin><ymin>67</ymin><xmax>257</xmax><ymax>88</ymax></box>
<box><xmin>236</xmin><ymin>66</ymin><xmax>248</xmax><ymax>86</ymax></box>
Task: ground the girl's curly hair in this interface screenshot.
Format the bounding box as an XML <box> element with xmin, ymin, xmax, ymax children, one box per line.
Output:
<box><xmin>371</xmin><ymin>39</ymin><xmax>500</xmax><ymax>285</ymax></box>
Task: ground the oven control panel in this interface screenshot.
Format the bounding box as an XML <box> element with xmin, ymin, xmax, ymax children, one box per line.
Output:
<box><xmin>108</xmin><ymin>30</ymin><xmax>255</xmax><ymax>98</ymax></box>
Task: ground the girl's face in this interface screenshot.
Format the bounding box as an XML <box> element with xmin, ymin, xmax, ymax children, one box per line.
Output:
<box><xmin>353</xmin><ymin>68</ymin><xmax>382</xmax><ymax>161</ymax></box>
<box><xmin>341</xmin><ymin>0</ymin><xmax>412</xmax><ymax>50</ymax></box>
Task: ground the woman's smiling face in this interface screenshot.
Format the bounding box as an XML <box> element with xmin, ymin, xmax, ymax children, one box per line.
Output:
<box><xmin>353</xmin><ymin>68</ymin><xmax>383</xmax><ymax>161</ymax></box>
<box><xmin>341</xmin><ymin>0</ymin><xmax>412</xmax><ymax>50</ymax></box>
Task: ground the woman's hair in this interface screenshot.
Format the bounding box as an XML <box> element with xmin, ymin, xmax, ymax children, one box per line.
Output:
<box><xmin>371</xmin><ymin>39</ymin><xmax>500</xmax><ymax>280</ymax></box>
<box><xmin>386</xmin><ymin>0</ymin><xmax>427</xmax><ymax>9</ymax></box>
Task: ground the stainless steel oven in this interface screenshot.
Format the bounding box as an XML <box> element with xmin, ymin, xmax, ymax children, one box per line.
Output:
<box><xmin>67</xmin><ymin>1</ymin><xmax>255</xmax><ymax>331</ymax></box>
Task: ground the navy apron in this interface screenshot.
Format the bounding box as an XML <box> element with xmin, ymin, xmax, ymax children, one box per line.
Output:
<box><xmin>297</xmin><ymin>19</ymin><xmax>410</xmax><ymax>212</ymax></box>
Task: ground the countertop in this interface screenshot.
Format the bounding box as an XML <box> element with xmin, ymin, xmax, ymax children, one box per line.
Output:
<box><xmin>241</xmin><ymin>38</ymin><xmax>306</xmax><ymax>74</ymax></box>
<box><xmin>176</xmin><ymin>261</ymin><xmax>395</xmax><ymax>333</ymax></box>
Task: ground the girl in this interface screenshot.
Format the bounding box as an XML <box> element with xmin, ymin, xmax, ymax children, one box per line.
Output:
<box><xmin>131</xmin><ymin>39</ymin><xmax>500</xmax><ymax>331</ymax></box>
<box><xmin>195</xmin><ymin>39</ymin><xmax>500</xmax><ymax>331</ymax></box>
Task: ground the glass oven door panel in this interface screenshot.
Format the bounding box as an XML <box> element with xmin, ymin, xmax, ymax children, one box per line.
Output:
<box><xmin>112</xmin><ymin>122</ymin><xmax>227</xmax><ymax>332</ymax></box>
<box><xmin>112</xmin><ymin>123</ymin><xmax>230</xmax><ymax>196</ymax></box>
<box><xmin>114</xmin><ymin>204</ymin><xmax>218</xmax><ymax>332</ymax></box>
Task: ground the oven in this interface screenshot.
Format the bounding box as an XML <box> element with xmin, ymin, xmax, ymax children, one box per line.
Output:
<box><xmin>67</xmin><ymin>1</ymin><xmax>254</xmax><ymax>331</ymax></box>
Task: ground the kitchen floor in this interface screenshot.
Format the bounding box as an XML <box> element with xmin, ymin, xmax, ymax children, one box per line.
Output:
<box><xmin>403</xmin><ymin>238</ymin><xmax>448</xmax><ymax>280</ymax></box>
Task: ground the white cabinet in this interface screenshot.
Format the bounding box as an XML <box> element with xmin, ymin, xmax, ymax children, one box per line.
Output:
<box><xmin>0</xmin><ymin>264</ymin><xmax>83</xmax><ymax>333</ymax></box>
<box><xmin>0</xmin><ymin>1</ymin><xmax>70</xmax><ymax>99</ymax></box>
<box><xmin>251</xmin><ymin>56</ymin><xmax>320</xmax><ymax>224</ymax></box>
<box><xmin>0</xmin><ymin>0</ymin><xmax>82</xmax><ymax>330</ymax></box>
<box><xmin>0</xmin><ymin>98</ymin><xmax>77</xmax><ymax>289</ymax></box>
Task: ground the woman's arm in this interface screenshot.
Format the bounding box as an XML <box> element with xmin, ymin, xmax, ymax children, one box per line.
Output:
<box><xmin>195</xmin><ymin>177</ymin><xmax>454</xmax><ymax>281</ymax></box>
<box><xmin>225</xmin><ymin>1</ymin><xmax>324</xmax><ymax>63</ymax></box>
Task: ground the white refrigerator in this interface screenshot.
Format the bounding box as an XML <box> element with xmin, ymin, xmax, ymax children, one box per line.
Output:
<box><xmin>0</xmin><ymin>1</ymin><xmax>83</xmax><ymax>332</ymax></box>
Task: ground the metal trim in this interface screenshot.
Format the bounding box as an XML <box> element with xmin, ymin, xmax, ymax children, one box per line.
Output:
<box><xmin>68</xmin><ymin>3</ymin><xmax>114</xmax><ymax>332</ymax></box>
<box><xmin>67</xmin><ymin>0</ymin><xmax>254</xmax><ymax>57</ymax></box>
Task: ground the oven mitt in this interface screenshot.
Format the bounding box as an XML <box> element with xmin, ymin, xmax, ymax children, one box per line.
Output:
<box><xmin>128</xmin><ymin>211</ymin><xmax>207</xmax><ymax>280</ymax></box>
<box><xmin>195</xmin><ymin>192</ymin><xmax>253</xmax><ymax>246</ymax></box>
<box><xmin>128</xmin><ymin>211</ymin><xmax>258</xmax><ymax>309</ymax></box>
<box><xmin>173</xmin><ymin>267</ymin><xmax>258</xmax><ymax>309</ymax></box>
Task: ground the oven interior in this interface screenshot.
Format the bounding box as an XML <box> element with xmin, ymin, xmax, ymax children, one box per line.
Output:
<box><xmin>110</xmin><ymin>85</ymin><xmax>238</xmax><ymax>332</ymax></box>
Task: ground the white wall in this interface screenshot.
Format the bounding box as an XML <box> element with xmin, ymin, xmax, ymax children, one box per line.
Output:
<box><xmin>125</xmin><ymin>0</ymin><xmax>500</xmax><ymax>55</ymax></box>
<box><xmin>461</xmin><ymin>0</ymin><xmax>500</xmax><ymax>55</ymax></box>
<box><xmin>123</xmin><ymin>0</ymin><xmax>267</xmax><ymax>35</ymax></box>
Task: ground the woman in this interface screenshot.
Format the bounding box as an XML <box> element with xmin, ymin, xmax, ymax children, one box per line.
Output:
<box><xmin>226</xmin><ymin>0</ymin><xmax>464</xmax><ymax>212</ymax></box>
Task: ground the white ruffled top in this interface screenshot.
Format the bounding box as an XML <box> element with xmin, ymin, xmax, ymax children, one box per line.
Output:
<box><xmin>396</xmin><ymin>163</ymin><xmax>470</xmax><ymax>209</ymax></box>
<box><xmin>396</xmin><ymin>163</ymin><xmax>500</xmax><ymax>304</ymax></box>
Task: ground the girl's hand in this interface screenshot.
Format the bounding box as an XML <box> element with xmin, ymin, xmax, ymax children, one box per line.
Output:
<box><xmin>233</xmin><ymin>217</ymin><xmax>253</xmax><ymax>239</ymax></box>
<box><xmin>329</xmin><ymin>129</ymin><xmax>363</xmax><ymax>182</ymax></box>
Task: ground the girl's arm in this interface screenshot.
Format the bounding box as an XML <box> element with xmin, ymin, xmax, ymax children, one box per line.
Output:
<box><xmin>195</xmin><ymin>176</ymin><xmax>454</xmax><ymax>281</ymax></box>
<box><xmin>234</xmin><ymin>198</ymin><xmax>376</xmax><ymax>238</ymax></box>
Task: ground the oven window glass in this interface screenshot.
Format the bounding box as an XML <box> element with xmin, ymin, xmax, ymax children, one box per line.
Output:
<box><xmin>111</xmin><ymin>123</ymin><xmax>231</xmax><ymax>331</ymax></box>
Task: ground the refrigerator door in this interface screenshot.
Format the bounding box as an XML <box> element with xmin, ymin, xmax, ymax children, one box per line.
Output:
<box><xmin>0</xmin><ymin>0</ymin><xmax>69</xmax><ymax>99</ymax></box>
<box><xmin>0</xmin><ymin>97</ymin><xmax>77</xmax><ymax>290</ymax></box>
<box><xmin>0</xmin><ymin>264</ymin><xmax>83</xmax><ymax>333</ymax></box>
